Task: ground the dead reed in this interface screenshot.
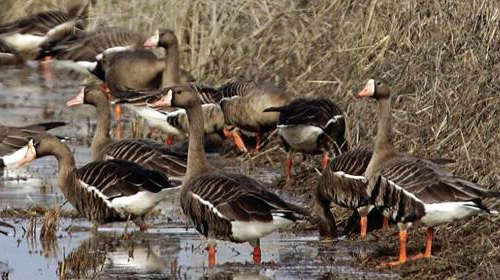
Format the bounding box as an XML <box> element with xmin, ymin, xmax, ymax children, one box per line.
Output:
<box><xmin>3</xmin><ymin>0</ymin><xmax>500</xmax><ymax>277</ymax></box>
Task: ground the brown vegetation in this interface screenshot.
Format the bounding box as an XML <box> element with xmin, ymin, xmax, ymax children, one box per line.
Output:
<box><xmin>3</xmin><ymin>0</ymin><xmax>500</xmax><ymax>278</ymax></box>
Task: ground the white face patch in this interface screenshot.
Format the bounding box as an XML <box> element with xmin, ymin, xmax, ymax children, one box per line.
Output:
<box><xmin>164</xmin><ymin>89</ymin><xmax>173</xmax><ymax>106</ymax></box>
<box><xmin>365</xmin><ymin>79</ymin><xmax>375</xmax><ymax>96</ymax></box>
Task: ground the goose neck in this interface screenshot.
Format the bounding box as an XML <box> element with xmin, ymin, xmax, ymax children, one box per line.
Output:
<box><xmin>185</xmin><ymin>103</ymin><xmax>210</xmax><ymax>180</ymax></box>
<box><xmin>162</xmin><ymin>43</ymin><xmax>180</xmax><ymax>87</ymax></box>
<box><xmin>91</xmin><ymin>101</ymin><xmax>112</xmax><ymax>161</ymax></box>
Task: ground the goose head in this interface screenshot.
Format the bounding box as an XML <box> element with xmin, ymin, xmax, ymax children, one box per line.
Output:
<box><xmin>67</xmin><ymin>86</ymin><xmax>108</xmax><ymax>107</ymax></box>
<box><xmin>150</xmin><ymin>85</ymin><xmax>201</xmax><ymax>110</ymax></box>
<box><xmin>143</xmin><ymin>29</ymin><xmax>178</xmax><ymax>49</ymax></box>
<box><xmin>18</xmin><ymin>134</ymin><xmax>61</xmax><ymax>165</ymax></box>
<box><xmin>357</xmin><ymin>79</ymin><xmax>391</xmax><ymax>100</ymax></box>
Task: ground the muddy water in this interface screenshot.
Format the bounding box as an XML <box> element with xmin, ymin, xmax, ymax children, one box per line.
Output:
<box><xmin>0</xmin><ymin>63</ymin><xmax>399</xmax><ymax>279</ymax></box>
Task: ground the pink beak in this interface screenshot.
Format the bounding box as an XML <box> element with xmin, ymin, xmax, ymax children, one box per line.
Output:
<box><xmin>357</xmin><ymin>87</ymin><xmax>373</xmax><ymax>98</ymax></box>
<box><xmin>67</xmin><ymin>87</ymin><xmax>85</xmax><ymax>107</ymax></box>
<box><xmin>143</xmin><ymin>33</ymin><xmax>159</xmax><ymax>48</ymax></box>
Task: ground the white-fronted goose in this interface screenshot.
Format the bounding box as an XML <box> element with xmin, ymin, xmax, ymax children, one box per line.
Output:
<box><xmin>263</xmin><ymin>98</ymin><xmax>348</xmax><ymax>180</ymax></box>
<box><xmin>0</xmin><ymin>122</ymin><xmax>66</xmax><ymax>167</ymax></box>
<box><xmin>117</xmin><ymin>29</ymin><xmax>246</xmax><ymax>151</ymax></box>
<box><xmin>16</xmin><ymin>133</ymin><xmax>180</xmax><ymax>230</ymax></box>
<box><xmin>354</xmin><ymin>78</ymin><xmax>500</xmax><ymax>266</ymax></box>
<box><xmin>218</xmin><ymin>80</ymin><xmax>292</xmax><ymax>151</ymax></box>
<box><xmin>67</xmin><ymin>86</ymin><xmax>187</xmax><ymax>180</ymax></box>
<box><xmin>0</xmin><ymin>1</ymin><xmax>89</xmax><ymax>56</ymax></box>
<box><xmin>150</xmin><ymin>85</ymin><xmax>309</xmax><ymax>266</ymax></box>
<box><xmin>103</xmin><ymin>29</ymin><xmax>195</xmax><ymax>138</ymax></box>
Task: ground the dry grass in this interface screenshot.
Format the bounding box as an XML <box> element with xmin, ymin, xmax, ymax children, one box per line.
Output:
<box><xmin>3</xmin><ymin>0</ymin><xmax>500</xmax><ymax>278</ymax></box>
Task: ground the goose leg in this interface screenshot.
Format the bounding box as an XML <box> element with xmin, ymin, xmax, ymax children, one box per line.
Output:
<box><xmin>223</xmin><ymin>127</ymin><xmax>248</xmax><ymax>153</ymax></box>
<box><xmin>250</xmin><ymin>239</ymin><xmax>261</xmax><ymax>264</ymax></box>
<box><xmin>114</xmin><ymin>104</ymin><xmax>123</xmax><ymax>139</ymax></box>
<box><xmin>357</xmin><ymin>206</ymin><xmax>372</xmax><ymax>238</ymax></box>
<box><xmin>255</xmin><ymin>132</ymin><xmax>262</xmax><ymax>152</ymax></box>
<box><xmin>322</xmin><ymin>151</ymin><xmax>329</xmax><ymax>169</ymax></box>
<box><xmin>382</xmin><ymin>216</ymin><xmax>389</xmax><ymax>230</ymax></box>
<box><xmin>286</xmin><ymin>150</ymin><xmax>293</xmax><ymax>181</ymax></box>
<box><xmin>360</xmin><ymin>215</ymin><xmax>368</xmax><ymax>238</ymax></box>
<box><xmin>206</xmin><ymin>239</ymin><xmax>217</xmax><ymax>267</ymax></box>
<box><xmin>165</xmin><ymin>136</ymin><xmax>173</xmax><ymax>145</ymax></box>
<box><xmin>381</xmin><ymin>224</ymin><xmax>409</xmax><ymax>266</ymax></box>
<box><xmin>133</xmin><ymin>217</ymin><xmax>149</xmax><ymax>231</ymax></box>
<box><xmin>411</xmin><ymin>227</ymin><xmax>434</xmax><ymax>260</ymax></box>
<box><xmin>42</xmin><ymin>56</ymin><xmax>53</xmax><ymax>81</ymax></box>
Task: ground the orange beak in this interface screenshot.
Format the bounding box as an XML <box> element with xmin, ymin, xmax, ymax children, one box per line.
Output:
<box><xmin>67</xmin><ymin>87</ymin><xmax>85</xmax><ymax>107</ymax></box>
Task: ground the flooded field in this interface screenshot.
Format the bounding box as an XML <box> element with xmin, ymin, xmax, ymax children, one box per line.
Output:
<box><xmin>0</xmin><ymin>64</ymin><xmax>399</xmax><ymax>279</ymax></box>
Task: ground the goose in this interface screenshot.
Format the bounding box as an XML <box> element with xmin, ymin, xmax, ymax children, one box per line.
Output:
<box><xmin>0</xmin><ymin>39</ymin><xmax>24</xmax><ymax>65</ymax></box>
<box><xmin>218</xmin><ymin>80</ymin><xmax>292</xmax><ymax>152</ymax></box>
<box><xmin>16</xmin><ymin>133</ymin><xmax>180</xmax><ymax>230</ymax></box>
<box><xmin>103</xmin><ymin>29</ymin><xmax>195</xmax><ymax>139</ymax></box>
<box><xmin>118</xmin><ymin>29</ymin><xmax>246</xmax><ymax>151</ymax></box>
<box><xmin>38</xmin><ymin>27</ymin><xmax>147</xmax><ymax>76</ymax></box>
<box><xmin>263</xmin><ymin>98</ymin><xmax>348</xmax><ymax>180</ymax></box>
<box><xmin>150</xmin><ymin>85</ymin><xmax>309</xmax><ymax>266</ymax></box>
<box><xmin>0</xmin><ymin>122</ymin><xmax>66</xmax><ymax>167</ymax></box>
<box><xmin>66</xmin><ymin>85</ymin><xmax>187</xmax><ymax>180</ymax></box>
<box><xmin>0</xmin><ymin>1</ymin><xmax>89</xmax><ymax>56</ymax></box>
<box><xmin>352</xmin><ymin>78</ymin><xmax>500</xmax><ymax>266</ymax></box>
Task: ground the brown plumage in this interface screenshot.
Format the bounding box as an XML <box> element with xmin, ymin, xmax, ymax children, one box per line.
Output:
<box><xmin>149</xmin><ymin>85</ymin><xmax>308</xmax><ymax>265</ymax></box>
<box><xmin>0</xmin><ymin>1</ymin><xmax>89</xmax><ymax>56</ymax></box>
<box><xmin>17</xmin><ymin>134</ymin><xmax>179</xmax><ymax>229</ymax></box>
<box><xmin>67</xmin><ymin>86</ymin><xmax>187</xmax><ymax>180</ymax></box>
<box><xmin>0</xmin><ymin>121</ymin><xmax>66</xmax><ymax>167</ymax></box>
<box><xmin>357</xmin><ymin>78</ymin><xmax>500</xmax><ymax>266</ymax></box>
<box><xmin>264</xmin><ymin>98</ymin><xmax>348</xmax><ymax>179</ymax></box>
<box><xmin>105</xmin><ymin>29</ymin><xmax>195</xmax><ymax>98</ymax></box>
<box><xmin>219</xmin><ymin>80</ymin><xmax>291</xmax><ymax>134</ymax></box>
<box><xmin>0</xmin><ymin>39</ymin><xmax>24</xmax><ymax>65</ymax></box>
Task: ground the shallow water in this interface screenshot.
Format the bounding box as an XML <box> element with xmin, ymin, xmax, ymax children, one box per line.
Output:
<box><xmin>0</xmin><ymin>63</ymin><xmax>399</xmax><ymax>279</ymax></box>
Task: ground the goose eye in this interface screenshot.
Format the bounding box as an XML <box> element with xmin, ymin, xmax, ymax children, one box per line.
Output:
<box><xmin>175</xmin><ymin>90</ymin><xmax>182</xmax><ymax>95</ymax></box>
<box><xmin>376</xmin><ymin>81</ymin><xmax>382</xmax><ymax>86</ymax></box>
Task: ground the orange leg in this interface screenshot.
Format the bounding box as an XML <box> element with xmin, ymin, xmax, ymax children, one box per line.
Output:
<box><xmin>43</xmin><ymin>56</ymin><xmax>53</xmax><ymax>81</ymax></box>
<box><xmin>360</xmin><ymin>215</ymin><xmax>368</xmax><ymax>238</ymax></box>
<box><xmin>411</xmin><ymin>227</ymin><xmax>434</xmax><ymax>260</ymax></box>
<box><xmin>252</xmin><ymin>246</ymin><xmax>262</xmax><ymax>264</ymax></box>
<box><xmin>223</xmin><ymin>127</ymin><xmax>248</xmax><ymax>153</ymax></box>
<box><xmin>322</xmin><ymin>151</ymin><xmax>329</xmax><ymax>169</ymax></box>
<box><xmin>285</xmin><ymin>152</ymin><xmax>293</xmax><ymax>181</ymax></box>
<box><xmin>207</xmin><ymin>246</ymin><xmax>217</xmax><ymax>267</ymax></box>
<box><xmin>381</xmin><ymin>229</ymin><xmax>408</xmax><ymax>266</ymax></box>
<box><xmin>382</xmin><ymin>216</ymin><xmax>389</xmax><ymax>230</ymax></box>
<box><xmin>165</xmin><ymin>136</ymin><xmax>173</xmax><ymax>145</ymax></box>
<box><xmin>114</xmin><ymin>104</ymin><xmax>123</xmax><ymax>139</ymax></box>
<box><xmin>255</xmin><ymin>132</ymin><xmax>262</xmax><ymax>152</ymax></box>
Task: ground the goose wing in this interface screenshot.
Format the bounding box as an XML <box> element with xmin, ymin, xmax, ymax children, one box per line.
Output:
<box><xmin>76</xmin><ymin>160</ymin><xmax>177</xmax><ymax>200</ymax></box>
<box><xmin>0</xmin><ymin>122</ymin><xmax>66</xmax><ymax>156</ymax></box>
<box><xmin>102</xmin><ymin>139</ymin><xmax>187</xmax><ymax>179</ymax></box>
<box><xmin>187</xmin><ymin>172</ymin><xmax>309</xmax><ymax>223</ymax></box>
<box><xmin>381</xmin><ymin>157</ymin><xmax>500</xmax><ymax>204</ymax></box>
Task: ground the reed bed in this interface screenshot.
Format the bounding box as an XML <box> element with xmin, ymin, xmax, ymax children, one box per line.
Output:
<box><xmin>3</xmin><ymin>0</ymin><xmax>500</xmax><ymax>277</ymax></box>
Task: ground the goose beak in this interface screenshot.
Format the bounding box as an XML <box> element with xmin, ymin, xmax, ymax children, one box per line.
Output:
<box><xmin>144</xmin><ymin>30</ymin><xmax>160</xmax><ymax>48</ymax></box>
<box><xmin>150</xmin><ymin>89</ymin><xmax>173</xmax><ymax>108</ymax></box>
<box><xmin>67</xmin><ymin>87</ymin><xmax>85</xmax><ymax>107</ymax></box>
<box><xmin>17</xmin><ymin>140</ymin><xmax>36</xmax><ymax>166</ymax></box>
<box><xmin>357</xmin><ymin>79</ymin><xmax>375</xmax><ymax>98</ymax></box>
